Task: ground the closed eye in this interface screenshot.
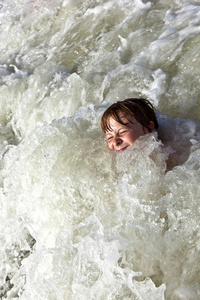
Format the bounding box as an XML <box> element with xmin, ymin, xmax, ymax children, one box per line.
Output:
<box><xmin>106</xmin><ymin>136</ymin><xmax>113</xmax><ymax>141</ymax></box>
<box><xmin>119</xmin><ymin>129</ymin><xmax>129</xmax><ymax>134</ymax></box>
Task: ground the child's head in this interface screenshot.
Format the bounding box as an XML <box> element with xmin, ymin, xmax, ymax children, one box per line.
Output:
<box><xmin>101</xmin><ymin>98</ymin><xmax>158</xmax><ymax>152</ymax></box>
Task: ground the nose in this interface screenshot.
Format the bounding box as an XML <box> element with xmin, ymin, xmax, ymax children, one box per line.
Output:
<box><xmin>113</xmin><ymin>136</ymin><xmax>123</xmax><ymax>147</ymax></box>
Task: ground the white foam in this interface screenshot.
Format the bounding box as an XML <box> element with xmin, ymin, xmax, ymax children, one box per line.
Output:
<box><xmin>0</xmin><ymin>0</ymin><xmax>200</xmax><ymax>299</ymax></box>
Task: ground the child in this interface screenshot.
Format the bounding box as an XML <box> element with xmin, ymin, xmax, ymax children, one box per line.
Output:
<box><xmin>100</xmin><ymin>98</ymin><xmax>158</xmax><ymax>152</ymax></box>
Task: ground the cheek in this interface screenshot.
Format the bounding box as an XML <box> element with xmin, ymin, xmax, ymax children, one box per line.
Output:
<box><xmin>107</xmin><ymin>141</ymin><xmax>113</xmax><ymax>149</ymax></box>
<box><xmin>126</xmin><ymin>129</ymin><xmax>145</xmax><ymax>143</ymax></box>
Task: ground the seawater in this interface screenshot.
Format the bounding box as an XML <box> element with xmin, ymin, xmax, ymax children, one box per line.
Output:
<box><xmin>0</xmin><ymin>0</ymin><xmax>200</xmax><ymax>299</ymax></box>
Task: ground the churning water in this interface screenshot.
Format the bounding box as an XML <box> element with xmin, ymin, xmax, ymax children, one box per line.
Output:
<box><xmin>0</xmin><ymin>0</ymin><xmax>200</xmax><ymax>299</ymax></box>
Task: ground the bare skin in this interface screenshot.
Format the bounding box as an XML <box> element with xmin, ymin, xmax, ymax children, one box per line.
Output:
<box><xmin>105</xmin><ymin>115</ymin><xmax>154</xmax><ymax>152</ymax></box>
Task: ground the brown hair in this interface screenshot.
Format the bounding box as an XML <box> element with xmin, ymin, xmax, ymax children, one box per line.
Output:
<box><xmin>101</xmin><ymin>98</ymin><xmax>158</xmax><ymax>132</ymax></box>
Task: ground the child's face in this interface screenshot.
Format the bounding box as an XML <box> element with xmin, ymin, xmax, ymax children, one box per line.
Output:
<box><xmin>105</xmin><ymin>114</ymin><xmax>150</xmax><ymax>152</ymax></box>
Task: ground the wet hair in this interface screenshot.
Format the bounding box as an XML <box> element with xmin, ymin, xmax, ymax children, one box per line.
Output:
<box><xmin>101</xmin><ymin>98</ymin><xmax>158</xmax><ymax>132</ymax></box>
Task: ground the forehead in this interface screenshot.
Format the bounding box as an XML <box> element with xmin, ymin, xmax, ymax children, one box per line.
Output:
<box><xmin>106</xmin><ymin>114</ymin><xmax>136</xmax><ymax>132</ymax></box>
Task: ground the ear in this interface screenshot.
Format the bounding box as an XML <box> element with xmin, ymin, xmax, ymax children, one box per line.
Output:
<box><xmin>149</xmin><ymin>121</ymin><xmax>155</xmax><ymax>132</ymax></box>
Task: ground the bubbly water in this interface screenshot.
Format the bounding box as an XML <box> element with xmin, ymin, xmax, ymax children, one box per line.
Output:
<box><xmin>1</xmin><ymin>0</ymin><xmax>200</xmax><ymax>299</ymax></box>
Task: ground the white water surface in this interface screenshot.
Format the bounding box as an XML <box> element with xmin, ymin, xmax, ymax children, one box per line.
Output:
<box><xmin>0</xmin><ymin>0</ymin><xmax>200</xmax><ymax>299</ymax></box>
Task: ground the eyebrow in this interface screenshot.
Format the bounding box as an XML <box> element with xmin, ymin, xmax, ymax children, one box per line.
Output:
<box><xmin>105</xmin><ymin>122</ymin><xmax>130</xmax><ymax>133</ymax></box>
<box><xmin>105</xmin><ymin>123</ymin><xmax>130</xmax><ymax>134</ymax></box>
<box><xmin>105</xmin><ymin>131</ymin><xmax>113</xmax><ymax>135</ymax></box>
